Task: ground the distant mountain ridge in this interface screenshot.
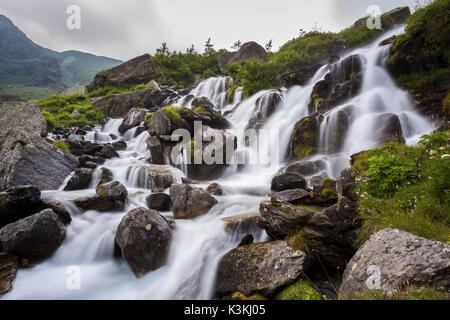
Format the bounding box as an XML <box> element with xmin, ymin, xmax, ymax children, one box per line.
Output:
<box><xmin>0</xmin><ymin>14</ymin><xmax>122</xmax><ymax>98</ymax></box>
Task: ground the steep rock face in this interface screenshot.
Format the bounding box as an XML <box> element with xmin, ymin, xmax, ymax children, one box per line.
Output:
<box><xmin>218</xmin><ymin>42</ymin><xmax>267</xmax><ymax>73</ymax></box>
<box><xmin>115</xmin><ymin>207</ymin><xmax>172</xmax><ymax>277</ymax></box>
<box><xmin>0</xmin><ymin>209</ymin><xmax>66</xmax><ymax>257</ymax></box>
<box><xmin>0</xmin><ymin>102</ymin><xmax>78</xmax><ymax>190</ymax></box>
<box><xmin>86</xmin><ymin>54</ymin><xmax>166</xmax><ymax>92</ymax></box>
<box><xmin>339</xmin><ymin>229</ymin><xmax>450</xmax><ymax>299</ymax></box>
<box><xmin>354</xmin><ymin>7</ymin><xmax>411</xmax><ymax>28</ymax></box>
<box><xmin>387</xmin><ymin>1</ymin><xmax>449</xmax><ymax>121</ymax></box>
<box><xmin>215</xmin><ymin>241</ymin><xmax>310</xmax><ymax>298</ymax></box>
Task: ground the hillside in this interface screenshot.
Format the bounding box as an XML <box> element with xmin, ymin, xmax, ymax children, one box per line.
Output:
<box><xmin>0</xmin><ymin>14</ymin><xmax>122</xmax><ymax>99</ymax></box>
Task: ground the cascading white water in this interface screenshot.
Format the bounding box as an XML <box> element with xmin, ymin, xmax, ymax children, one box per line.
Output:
<box><xmin>3</xmin><ymin>26</ymin><xmax>435</xmax><ymax>300</ymax></box>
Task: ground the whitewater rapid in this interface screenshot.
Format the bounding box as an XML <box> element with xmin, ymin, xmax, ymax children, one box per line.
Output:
<box><xmin>3</xmin><ymin>26</ymin><xmax>434</xmax><ymax>300</ymax></box>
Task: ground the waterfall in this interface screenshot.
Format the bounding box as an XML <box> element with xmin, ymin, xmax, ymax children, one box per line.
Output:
<box><xmin>3</xmin><ymin>26</ymin><xmax>435</xmax><ymax>300</ymax></box>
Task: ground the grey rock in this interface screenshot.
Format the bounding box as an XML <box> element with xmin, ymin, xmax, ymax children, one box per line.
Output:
<box><xmin>115</xmin><ymin>207</ymin><xmax>172</xmax><ymax>277</ymax></box>
<box><xmin>74</xmin><ymin>181</ymin><xmax>128</xmax><ymax>211</ymax></box>
<box><xmin>0</xmin><ymin>185</ymin><xmax>42</xmax><ymax>228</ymax></box>
<box><xmin>215</xmin><ymin>241</ymin><xmax>310</xmax><ymax>298</ymax></box>
<box><xmin>0</xmin><ymin>103</ymin><xmax>78</xmax><ymax>190</ymax></box>
<box><xmin>218</xmin><ymin>42</ymin><xmax>267</xmax><ymax>73</ymax></box>
<box><xmin>339</xmin><ymin>229</ymin><xmax>450</xmax><ymax>299</ymax></box>
<box><xmin>146</xmin><ymin>136</ymin><xmax>165</xmax><ymax>164</ymax></box>
<box><xmin>206</xmin><ymin>183</ymin><xmax>223</xmax><ymax>196</ymax></box>
<box><xmin>126</xmin><ymin>164</ymin><xmax>179</xmax><ymax>189</ymax></box>
<box><xmin>270</xmin><ymin>189</ymin><xmax>310</xmax><ymax>203</ymax></box>
<box><xmin>146</xmin><ymin>192</ymin><xmax>171</xmax><ymax>211</ymax></box>
<box><xmin>222</xmin><ymin>213</ymin><xmax>260</xmax><ymax>234</ymax></box>
<box><xmin>271</xmin><ymin>172</ymin><xmax>306</xmax><ymax>192</ymax></box>
<box><xmin>170</xmin><ymin>184</ymin><xmax>217</xmax><ymax>219</ymax></box>
<box><xmin>118</xmin><ymin>108</ymin><xmax>148</xmax><ymax>134</ymax></box>
<box><xmin>0</xmin><ymin>209</ymin><xmax>66</xmax><ymax>257</ymax></box>
<box><xmin>64</xmin><ymin>168</ymin><xmax>93</xmax><ymax>191</ymax></box>
<box><xmin>41</xmin><ymin>198</ymin><xmax>72</xmax><ymax>225</ymax></box>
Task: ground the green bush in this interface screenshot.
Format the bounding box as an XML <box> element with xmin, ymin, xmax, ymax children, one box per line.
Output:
<box><xmin>354</xmin><ymin>131</ymin><xmax>450</xmax><ymax>246</ymax></box>
<box><xmin>364</xmin><ymin>152</ymin><xmax>418</xmax><ymax>198</ymax></box>
<box><xmin>37</xmin><ymin>94</ymin><xmax>105</xmax><ymax>130</ymax></box>
<box><xmin>162</xmin><ymin>106</ymin><xmax>181</xmax><ymax>124</ymax></box>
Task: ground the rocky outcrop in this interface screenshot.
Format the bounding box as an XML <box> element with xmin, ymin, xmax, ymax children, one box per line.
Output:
<box><xmin>0</xmin><ymin>252</ymin><xmax>18</xmax><ymax>295</ymax></box>
<box><xmin>339</xmin><ymin>229</ymin><xmax>450</xmax><ymax>299</ymax></box>
<box><xmin>258</xmin><ymin>169</ymin><xmax>361</xmax><ymax>269</ymax></box>
<box><xmin>118</xmin><ymin>108</ymin><xmax>149</xmax><ymax>134</ymax></box>
<box><xmin>270</xmin><ymin>189</ymin><xmax>310</xmax><ymax>203</ymax></box>
<box><xmin>115</xmin><ymin>207</ymin><xmax>172</xmax><ymax>277</ymax></box>
<box><xmin>146</xmin><ymin>193</ymin><xmax>171</xmax><ymax>211</ymax></box>
<box><xmin>218</xmin><ymin>42</ymin><xmax>267</xmax><ymax>73</ymax></box>
<box><xmin>74</xmin><ymin>181</ymin><xmax>128</xmax><ymax>211</ymax></box>
<box><xmin>169</xmin><ymin>184</ymin><xmax>218</xmax><ymax>219</ymax></box>
<box><xmin>0</xmin><ymin>102</ymin><xmax>78</xmax><ymax>190</ymax></box>
<box><xmin>354</xmin><ymin>7</ymin><xmax>411</xmax><ymax>28</ymax></box>
<box><xmin>0</xmin><ymin>185</ymin><xmax>42</xmax><ymax>228</ymax></box>
<box><xmin>86</xmin><ymin>54</ymin><xmax>167</xmax><ymax>92</ymax></box>
<box><xmin>308</xmin><ymin>54</ymin><xmax>363</xmax><ymax>115</ymax></box>
<box><xmin>64</xmin><ymin>168</ymin><xmax>93</xmax><ymax>191</ymax></box>
<box><xmin>387</xmin><ymin>1</ymin><xmax>448</xmax><ymax>121</ymax></box>
<box><xmin>92</xmin><ymin>87</ymin><xmax>178</xmax><ymax>118</ymax></box>
<box><xmin>0</xmin><ymin>209</ymin><xmax>66</xmax><ymax>257</ymax></box>
<box><xmin>284</xmin><ymin>159</ymin><xmax>327</xmax><ymax>176</ymax></box>
<box><xmin>215</xmin><ymin>241</ymin><xmax>310</xmax><ymax>298</ymax></box>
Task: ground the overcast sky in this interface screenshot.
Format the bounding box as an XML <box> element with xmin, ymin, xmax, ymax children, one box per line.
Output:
<box><xmin>0</xmin><ymin>0</ymin><xmax>419</xmax><ymax>61</ymax></box>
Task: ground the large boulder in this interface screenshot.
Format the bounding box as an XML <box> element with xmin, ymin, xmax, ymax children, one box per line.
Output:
<box><xmin>115</xmin><ymin>207</ymin><xmax>172</xmax><ymax>277</ymax></box>
<box><xmin>74</xmin><ymin>181</ymin><xmax>128</xmax><ymax>211</ymax></box>
<box><xmin>86</xmin><ymin>54</ymin><xmax>166</xmax><ymax>92</ymax></box>
<box><xmin>41</xmin><ymin>198</ymin><xmax>72</xmax><ymax>225</ymax></box>
<box><xmin>271</xmin><ymin>172</ymin><xmax>306</xmax><ymax>192</ymax></box>
<box><xmin>284</xmin><ymin>159</ymin><xmax>327</xmax><ymax>176</ymax></box>
<box><xmin>0</xmin><ymin>103</ymin><xmax>78</xmax><ymax>190</ymax></box>
<box><xmin>375</xmin><ymin>113</ymin><xmax>405</xmax><ymax>144</ymax></box>
<box><xmin>186</xmin><ymin>125</ymin><xmax>237</xmax><ymax>180</ymax></box>
<box><xmin>354</xmin><ymin>6</ymin><xmax>411</xmax><ymax>28</ymax></box>
<box><xmin>190</xmin><ymin>97</ymin><xmax>231</xmax><ymax>129</ymax></box>
<box><xmin>218</xmin><ymin>41</ymin><xmax>267</xmax><ymax>73</ymax></box>
<box><xmin>0</xmin><ymin>252</ymin><xmax>18</xmax><ymax>295</ymax></box>
<box><xmin>0</xmin><ymin>209</ymin><xmax>66</xmax><ymax>257</ymax></box>
<box><xmin>118</xmin><ymin>108</ymin><xmax>149</xmax><ymax>134</ymax></box>
<box><xmin>215</xmin><ymin>241</ymin><xmax>310</xmax><ymax>298</ymax></box>
<box><xmin>290</xmin><ymin>114</ymin><xmax>321</xmax><ymax>160</ymax></box>
<box><xmin>169</xmin><ymin>184</ymin><xmax>218</xmax><ymax>219</ymax></box>
<box><xmin>64</xmin><ymin>168</ymin><xmax>93</xmax><ymax>191</ymax></box>
<box><xmin>147</xmin><ymin>109</ymin><xmax>173</xmax><ymax>136</ymax></box>
<box><xmin>0</xmin><ymin>185</ymin><xmax>42</xmax><ymax>228</ymax></box>
<box><xmin>146</xmin><ymin>193</ymin><xmax>171</xmax><ymax>211</ymax></box>
<box><xmin>339</xmin><ymin>229</ymin><xmax>450</xmax><ymax>299</ymax></box>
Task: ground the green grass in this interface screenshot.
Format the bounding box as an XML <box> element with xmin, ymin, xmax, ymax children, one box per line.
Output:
<box><xmin>37</xmin><ymin>94</ymin><xmax>105</xmax><ymax>130</ymax></box>
<box><xmin>396</xmin><ymin>68</ymin><xmax>449</xmax><ymax>89</ymax></box>
<box><xmin>52</xmin><ymin>140</ymin><xmax>71</xmax><ymax>152</ymax></box>
<box><xmin>286</xmin><ymin>228</ymin><xmax>309</xmax><ymax>252</ymax></box>
<box><xmin>88</xmin><ymin>84</ymin><xmax>150</xmax><ymax>97</ymax></box>
<box><xmin>231</xmin><ymin>292</ymin><xmax>267</xmax><ymax>300</ymax></box>
<box><xmin>353</xmin><ymin>131</ymin><xmax>450</xmax><ymax>246</ymax></box>
<box><xmin>162</xmin><ymin>105</ymin><xmax>182</xmax><ymax>124</ymax></box>
<box><xmin>0</xmin><ymin>86</ymin><xmax>57</xmax><ymax>100</ymax></box>
<box><xmin>348</xmin><ymin>286</ymin><xmax>449</xmax><ymax>300</ymax></box>
<box><xmin>276</xmin><ymin>279</ymin><xmax>322</xmax><ymax>300</ymax></box>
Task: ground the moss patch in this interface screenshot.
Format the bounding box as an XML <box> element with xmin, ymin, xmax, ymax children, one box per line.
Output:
<box><xmin>276</xmin><ymin>279</ymin><xmax>322</xmax><ymax>300</ymax></box>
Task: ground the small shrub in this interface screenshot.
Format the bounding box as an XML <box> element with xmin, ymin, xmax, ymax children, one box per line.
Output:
<box><xmin>52</xmin><ymin>140</ymin><xmax>71</xmax><ymax>152</ymax></box>
<box><xmin>162</xmin><ymin>106</ymin><xmax>181</xmax><ymax>124</ymax></box>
